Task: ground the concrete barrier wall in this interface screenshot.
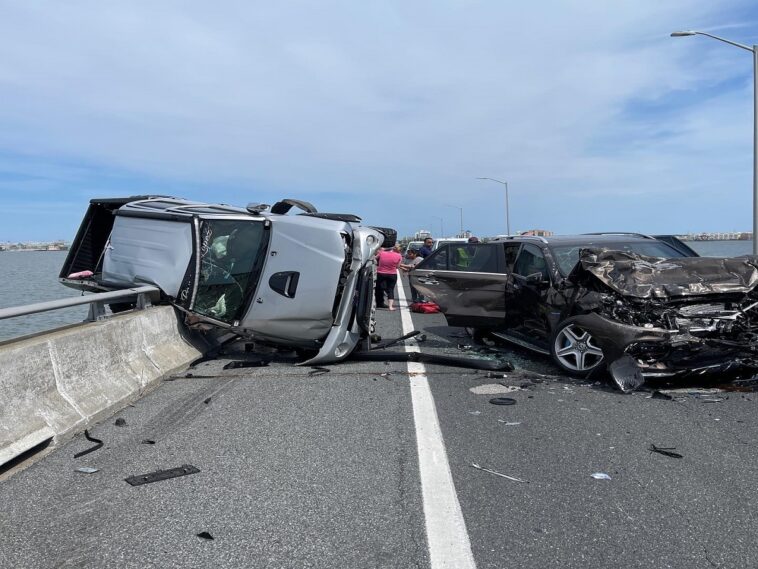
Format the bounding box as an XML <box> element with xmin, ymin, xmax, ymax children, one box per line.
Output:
<box><xmin>0</xmin><ymin>306</ymin><xmax>205</xmax><ymax>467</ymax></box>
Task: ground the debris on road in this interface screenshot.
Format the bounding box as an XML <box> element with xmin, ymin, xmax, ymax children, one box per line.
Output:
<box><xmin>650</xmin><ymin>391</ymin><xmax>674</xmax><ymax>401</ymax></box>
<box><xmin>497</xmin><ymin>420</ymin><xmax>521</xmax><ymax>426</ymax></box>
<box><xmin>73</xmin><ymin>430</ymin><xmax>104</xmax><ymax>459</ymax></box>
<box><xmin>196</xmin><ymin>532</ymin><xmax>214</xmax><ymax>540</ymax></box>
<box><xmin>140</xmin><ymin>440</ymin><xmax>156</xmax><ymax>445</ymax></box>
<box><xmin>591</xmin><ymin>472</ymin><xmax>612</xmax><ymax>480</ymax></box>
<box><xmin>114</xmin><ymin>418</ymin><xmax>127</xmax><ymax>427</ymax></box>
<box><xmin>125</xmin><ymin>464</ymin><xmax>201</xmax><ymax>486</ymax></box>
<box><xmin>489</xmin><ymin>397</ymin><xmax>517</xmax><ymax>406</ymax></box>
<box><xmin>470</xmin><ymin>384</ymin><xmax>520</xmax><ymax>395</ymax></box>
<box><xmin>468</xmin><ymin>411</ymin><xmax>481</xmax><ymax>416</ymax></box>
<box><xmin>470</xmin><ymin>463</ymin><xmax>527</xmax><ymax>483</ymax></box>
<box><xmin>75</xmin><ymin>467</ymin><xmax>99</xmax><ymax>474</ymax></box>
<box><xmin>223</xmin><ymin>358</ymin><xmax>270</xmax><ymax>370</ymax></box>
<box><xmin>648</xmin><ymin>444</ymin><xmax>684</xmax><ymax>459</ymax></box>
<box><xmin>308</xmin><ymin>367</ymin><xmax>331</xmax><ymax>376</ymax></box>
<box><xmin>371</xmin><ymin>330</ymin><xmax>421</xmax><ymax>349</ymax></box>
<box><xmin>350</xmin><ymin>350</ymin><xmax>513</xmax><ymax>371</ymax></box>
<box><xmin>609</xmin><ymin>355</ymin><xmax>644</xmax><ymax>393</ymax></box>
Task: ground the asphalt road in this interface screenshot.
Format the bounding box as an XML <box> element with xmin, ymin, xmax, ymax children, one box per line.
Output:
<box><xmin>2</xmin><ymin>277</ymin><xmax>758</xmax><ymax>568</ymax></box>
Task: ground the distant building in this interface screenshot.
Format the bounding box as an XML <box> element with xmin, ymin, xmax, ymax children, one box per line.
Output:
<box><xmin>520</xmin><ymin>229</ymin><xmax>554</xmax><ymax>237</ymax></box>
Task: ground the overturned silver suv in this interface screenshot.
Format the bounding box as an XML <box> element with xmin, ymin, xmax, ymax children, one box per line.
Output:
<box><xmin>60</xmin><ymin>196</ymin><xmax>393</xmax><ymax>365</ymax></box>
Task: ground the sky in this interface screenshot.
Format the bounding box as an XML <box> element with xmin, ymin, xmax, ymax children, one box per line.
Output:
<box><xmin>1</xmin><ymin>1</ymin><xmax>757</xmax><ymax>241</ymax></box>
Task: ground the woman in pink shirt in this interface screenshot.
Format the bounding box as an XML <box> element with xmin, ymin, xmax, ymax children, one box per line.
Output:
<box><xmin>375</xmin><ymin>246</ymin><xmax>403</xmax><ymax>311</ymax></box>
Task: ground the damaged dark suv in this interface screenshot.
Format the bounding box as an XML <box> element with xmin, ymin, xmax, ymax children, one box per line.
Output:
<box><xmin>410</xmin><ymin>233</ymin><xmax>758</xmax><ymax>389</ymax></box>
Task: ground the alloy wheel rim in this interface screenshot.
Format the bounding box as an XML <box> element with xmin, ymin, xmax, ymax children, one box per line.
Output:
<box><xmin>553</xmin><ymin>324</ymin><xmax>604</xmax><ymax>371</ymax></box>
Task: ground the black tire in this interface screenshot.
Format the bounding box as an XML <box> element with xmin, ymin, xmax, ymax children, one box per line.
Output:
<box><xmin>370</xmin><ymin>226</ymin><xmax>397</xmax><ymax>248</ymax></box>
<box><xmin>550</xmin><ymin>319</ymin><xmax>605</xmax><ymax>377</ymax></box>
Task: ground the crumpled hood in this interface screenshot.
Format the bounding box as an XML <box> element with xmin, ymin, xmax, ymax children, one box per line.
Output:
<box><xmin>568</xmin><ymin>249</ymin><xmax>758</xmax><ymax>299</ymax></box>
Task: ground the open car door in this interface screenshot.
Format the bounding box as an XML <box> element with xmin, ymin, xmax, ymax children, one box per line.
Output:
<box><xmin>410</xmin><ymin>243</ymin><xmax>508</xmax><ymax>328</ymax></box>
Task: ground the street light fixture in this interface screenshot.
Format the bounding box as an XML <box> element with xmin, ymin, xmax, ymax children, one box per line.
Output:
<box><xmin>431</xmin><ymin>215</ymin><xmax>444</xmax><ymax>238</ymax></box>
<box><xmin>477</xmin><ymin>177</ymin><xmax>511</xmax><ymax>235</ymax></box>
<box><xmin>671</xmin><ymin>29</ymin><xmax>758</xmax><ymax>254</ymax></box>
<box><xmin>445</xmin><ymin>204</ymin><xmax>464</xmax><ymax>236</ymax></box>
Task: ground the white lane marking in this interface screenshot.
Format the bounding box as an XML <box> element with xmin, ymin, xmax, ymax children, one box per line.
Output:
<box><xmin>396</xmin><ymin>277</ymin><xmax>477</xmax><ymax>569</ymax></box>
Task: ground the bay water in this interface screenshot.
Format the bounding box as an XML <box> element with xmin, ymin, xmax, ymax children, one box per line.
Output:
<box><xmin>0</xmin><ymin>240</ymin><xmax>752</xmax><ymax>342</ymax></box>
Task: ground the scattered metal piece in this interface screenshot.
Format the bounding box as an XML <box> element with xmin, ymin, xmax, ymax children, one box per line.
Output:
<box><xmin>73</xmin><ymin>430</ymin><xmax>104</xmax><ymax>458</ymax></box>
<box><xmin>470</xmin><ymin>463</ymin><xmax>526</xmax><ymax>483</ymax></box>
<box><xmin>350</xmin><ymin>350</ymin><xmax>513</xmax><ymax>371</ymax></box>
<box><xmin>141</xmin><ymin>439</ymin><xmax>156</xmax><ymax>445</ymax></box>
<box><xmin>125</xmin><ymin>464</ymin><xmax>201</xmax><ymax>486</ymax></box>
<box><xmin>115</xmin><ymin>418</ymin><xmax>127</xmax><ymax>427</ymax></box>
<box><xmin>75</xmin><ymin>467</ymin><xmax>99</xmax><ymax>474</ymax></box>
<box><xmin>471</xmin><ymin>384</ymin><xmax>519</xmax><ymax>395</ymax></box>
<box><xmin>371</xmin><ymin>330</ymin><xmax>421</xmax><ymax>350</ymax></box>
<box><xmin>223</xmin><ymin>359</ymin><xmax>270</xmax><ymax>370</ymax></box>
<box><xmin>650</xmin><ymin>391</ymin><xmax>673</xmax><ymax>401</ymax></box>
<box><xmin>609</xmin><ymin>355</ymin><xmax>644</xmax><ymax>393</ymax></box>
<box><xmin>591</xmin><ymin>472</ymin><xmax>612</xmax><ymax>480</ymax></box>
<box><xmin>468</xmin><ymin>411</ymin><xmax>481</xmax><ymax>416</ymax></box>
<box><xmin>204</xmin><ymin>397</ymin><xmax>212</xmax><ymax>404</ymax></box>
<box><xmin>308</xmin><ymin>366</ymin><xmax>331</xmax><ymax>376</ymax></box>
<box><xmin>489</xmin><ymin>397</ymin><xmax>517</xmax><ymax>406</ymax></box>
<box><xmin>648</xmin><ymin>444</ymin><xmax>683</xmax><ymax>459</ymax></box>
<box><xmin>196</xmin><ymin>532</ymin><xmax>214</xmax><ymax>540</ymax></box>
<box><xmin>497</xmin><ymin>420</ymin><xmax>521</xmax><ymax>426</ymax></box>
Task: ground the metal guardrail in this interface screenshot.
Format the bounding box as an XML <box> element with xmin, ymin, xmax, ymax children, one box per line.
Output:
<box><xmin>0</xmin><ymin>285</ymin><xmax>161</xmax><ymax>323</ymax></box>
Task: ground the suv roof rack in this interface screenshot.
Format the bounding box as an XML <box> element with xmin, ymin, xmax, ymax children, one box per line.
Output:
<box><xmin>583</xmin><ymin>232</ymin><xmax>655</xmax><ymax>240</ymax></box>
<box><xmin>496</xmin><ymin>235</ymin><xmax>550</xmax><ymax>244</ymax></box>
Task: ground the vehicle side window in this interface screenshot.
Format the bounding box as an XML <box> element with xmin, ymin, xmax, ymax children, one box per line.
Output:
<box><xmin>503</xmin><ymin>244</ymin><xmax>520</xmax><ymax>270</ymax></box>
<box><xmin>421</xmin><ymin>246</ymin><xmax>448</xmax><ymax>270</ymax></box>
<box><xmin>448</xmin><ymin>244</ymin><xmax>499</xmax><ymax>272</ymax></box>
<box><xmin>512</xmin><ymin>244</ymin><xmax>549</xmax><ymax>281</ymax></box>
<box><xmin>194</xmin><ymin>220</ymin><xmax>265</xmax><ymax>323</ymax></box>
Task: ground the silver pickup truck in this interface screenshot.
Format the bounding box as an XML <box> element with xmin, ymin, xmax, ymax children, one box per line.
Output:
<box><xmin>60</xmin><ymin>196</ymin><xmax>395</xmax><ymax>365</ymax></box>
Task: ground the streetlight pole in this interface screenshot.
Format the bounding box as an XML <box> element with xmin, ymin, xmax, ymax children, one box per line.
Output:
<box><xmin>445</xmin><ymin>204</ymin><xmax>464</xmax><ymax>236</ymax></box>
<box><xmin>477</xmin><ymin>177</ymin><xmax>510</xmax><ymax>235</ymax></box>
<box><xmin>431</xmin><ymin>215</ymin><xmax>444</xmax><ymax>238</ymax></box>
<box><xmin>671</xmin><ymin>30</ymin><xmax>758</xmax><ymax>254</ymax></box>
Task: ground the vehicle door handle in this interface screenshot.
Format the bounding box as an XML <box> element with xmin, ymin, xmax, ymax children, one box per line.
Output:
<box><xmin>269</xmin><ymin>271</ymin><xmax>300</xmax><ymax>298</ymax></box>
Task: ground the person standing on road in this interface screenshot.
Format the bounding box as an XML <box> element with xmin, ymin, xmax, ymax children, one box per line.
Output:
<box><xmin>418</xmin><ymin>237</ymin><xmax>434</xmax><ymax>258</ymax></box>
<box><xmin>376</xmin><ymin>246</ymin><xmax>403</xmax><ymax>311</ymax></box>
<box><xmin>400</xmin><ymin>248</ymin><xmax>424</xmax><ymax>302</ymax></box>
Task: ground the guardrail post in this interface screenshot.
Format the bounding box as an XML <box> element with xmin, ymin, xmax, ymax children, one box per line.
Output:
<box><xmin>86</xmin><ymin>301</ymin><xmax>108</xmax><ymax>322</ymax></box>
<box><xmin>136</xmin><ymin>292</ymin><xmax>152</xmax><ymax>311</ymax></box>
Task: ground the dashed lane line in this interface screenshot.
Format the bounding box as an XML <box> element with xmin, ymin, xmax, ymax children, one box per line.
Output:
<box><xmin>395</xmin><ymin>278</ymin><xmax>477</xmax><ymax>569</ymax></box>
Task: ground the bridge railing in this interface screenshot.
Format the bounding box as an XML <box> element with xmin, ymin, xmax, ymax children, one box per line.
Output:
<box><xmin>0</xmin><ymin>285</ymin><xmax>161</xmax><ymax>323</ymax></box>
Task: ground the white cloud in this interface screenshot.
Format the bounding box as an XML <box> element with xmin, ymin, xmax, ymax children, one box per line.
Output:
<box><xmin>0</xmin><ymin>0</ymin><xmax>755</xmax><ymax>238</ymax></box>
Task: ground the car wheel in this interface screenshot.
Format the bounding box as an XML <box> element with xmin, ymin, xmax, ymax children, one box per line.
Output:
<box><xmin>550</xmin><ymin>320</ymin><xmax>604</xmax><ymax>376</ymax></box>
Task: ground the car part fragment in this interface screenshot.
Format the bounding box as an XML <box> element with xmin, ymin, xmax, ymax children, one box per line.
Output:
<box><xmin>125</xmin><ymin>464</ymin><xmax>200</xmax><ymax>486</ymax></box>
<box><xmin>73</xmin><ymin>430</ymin><xmax>104</xmax><ymax>459</ymax></box>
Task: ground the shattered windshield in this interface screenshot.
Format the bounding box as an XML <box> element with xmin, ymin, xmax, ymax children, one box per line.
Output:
<box><xmin>193</xmin><ymin>219</ymin><xmax>267</xmax><ymax>323</ymax></box>
<box><xmin>550</xmin><ymin>241</ymin><xmax>684</xmax><ymax>276</ymax></box>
